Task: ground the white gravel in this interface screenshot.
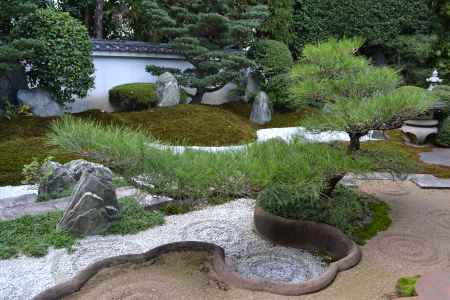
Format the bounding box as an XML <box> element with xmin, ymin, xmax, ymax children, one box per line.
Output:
<box><xmin>0</xmin><ymin>198</ymin><xmax>328</xmax><ymax>300</ymax></box>
<box><xmin>0</xmin><ymin>185</ymin><xmax>37</xmax><ymax>201</ymax></box>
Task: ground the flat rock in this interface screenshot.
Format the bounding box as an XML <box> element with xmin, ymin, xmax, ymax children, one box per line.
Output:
<box><xmin>419</xmin><ymin>148</ymin><xmax>450</xmax><ymax>167</ymax></box>
<box><xmin>412</xmin><ymin>174</ymin><xmax>450</xmax><ymax>189</ymax></box>
<box><xmin>137</xmin><ymin>192</ymin><xmax>174</xmax><ymax>210</ymax></box>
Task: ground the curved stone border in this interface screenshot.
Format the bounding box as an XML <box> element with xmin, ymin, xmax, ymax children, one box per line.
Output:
<box><xmin>252</xmin><ymin>207</ymin><xmax>362</xmax><ymax>293</ymax></box>
<box><xmin>34</xmin><ymin>232</ymin><xmax>360</xmax><ymax>300</ymax></box>
<box><xmin>147</xmin><ymin>127</ymin><xmax>383</xmax><ymax>154</ymax></box>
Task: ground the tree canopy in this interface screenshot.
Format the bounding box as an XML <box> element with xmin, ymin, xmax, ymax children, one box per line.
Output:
<box><xmin>143</xmin><ymin>0</ymin><xmax>268</xmax><ymax>100</ymax></box>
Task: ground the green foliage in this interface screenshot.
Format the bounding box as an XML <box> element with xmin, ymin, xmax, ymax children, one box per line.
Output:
<box><xmin>433</xmin><ymin>85</ymin><xmax>450</xmax><ymax>116</ymax></box>
<box><xmin>0</xmin><ymin>211</ymin><xmax>76</xmax><ymax>259</ymax></box>
<box><xmin>11</xmin><ymin>9</ymin><xmax>94</xmax><ymax>104</ymax></box>
<box><xmin>249</xmin><ymin>39</ymin><xmax>294</xmax><ymax>110</ymax></box>
<box><xmin>109</xmin><ymin>83</ymin><xmax>158</xmax><ymax>112</ymax></box>
<box><xmin>396</xmin><ymin>275</ymin><xmax>421</xmax><ymax>297</ymax></box>
<box><xmin>291</xmin><ymin>38</ymin><xmax>438</xmax><ymax>151</ymax></box>
<box><xmin>258</xmin><ymin>184</ymin><xmax>390</xmax><ymax>240</ymax></box>
<box><xmin>353</xmin><ymin>201</ymin><xmax>391</xmax><ymax>244</ymax></box>
<box><xmin>260</xmin><ymin>0</ymin><xmax>294</xmax><ymax>45</ymax></box>
<box><xmin>292</xmin><ymin>0</ymin><xmax>435</xmax><ymax>56</ymax></box>
<box><xmin>143</xmin><ymin>1</ymin><xmax>268</xmax><ymax>99</ymax></box>
<box><xmin>251</xmin><ymin>39</ymin><xmax>293</xmax><ymax>79</ymax></box>
<box><xmin>49</xmin><ymin>116</ymin><xmax>413</xmax><ymax>200</ymax></box>
<box><xmin>21</xmin><ymin>155</ymin><xmax>55</xmax><ymax>185</ymax></box>
<box><xmin>107</xmin><ymin>197</ymin><xmax>164</xmax><ymax>235</ymax></box>
<box><xmin>0</xmin><ymin>197</ymin><xmax>164</xmax><ymax>259</ymax></box>
<box><xmin>382</xmin><ymin>34</ymin><xmax>438</xmax><ymax>86</ymax></box>
<box><xmin>437</xmin><ymin>117</ymin><xmax>450</xmax><ymax>146</ymax></box>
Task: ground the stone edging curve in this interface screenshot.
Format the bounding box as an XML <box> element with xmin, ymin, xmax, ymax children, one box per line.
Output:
<box><xmin>33</xmin><ymin>213</ymin><xmax>361</xmax><ymax>299</ymax></box>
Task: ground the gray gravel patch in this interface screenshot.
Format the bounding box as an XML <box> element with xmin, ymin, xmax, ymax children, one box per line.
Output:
<box><xmin>0</xmin><ymin>198</ymin><xmax>328</xmax><ymax>300</ymax></box>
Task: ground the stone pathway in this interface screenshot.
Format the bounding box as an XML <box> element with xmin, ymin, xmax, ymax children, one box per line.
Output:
<box><xmin>1</xmin><ymin>181</ymin><xmax>450</xmax><ymax>300</ymax></box>
<box><xmin>419</xmin><ymin>148</ymin><xmax>450</xmax><ymax>167</ymax></box>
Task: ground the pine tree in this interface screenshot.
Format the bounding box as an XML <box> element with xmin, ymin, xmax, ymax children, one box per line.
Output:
<box><xmin>143</xmin><ymin>0</ymin><xmax>268</xmax><ymax>101</ymax></box>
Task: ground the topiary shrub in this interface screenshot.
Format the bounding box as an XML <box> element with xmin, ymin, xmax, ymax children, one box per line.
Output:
<box><xmin>11</xmin><ymin>8</ymin><xmax>94</xmax><ymax>105</ymax></box>
<box><xmin>249</xmin><ymin>39</ymin><xmax>294</xmax><ymax>110</ymax></box>
<box><xmin>251</xmin><ymin>39</ymin><xmax>293</xmax><ymax>79</ymax></box>
<box><xmin>436</xmin><ymin>117</ymin><xmax>450</xmax><ymax>147</ymax></box>
<box><xmin>109</xmin><ymin>83</ymin><xmax>157</xmax><ymax>111</ymax></box>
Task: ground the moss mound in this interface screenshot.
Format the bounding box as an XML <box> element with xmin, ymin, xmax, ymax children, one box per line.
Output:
<box><xmin>436</xmin><ymin>117</ymin><xmax>450</xmax><ymax>147</ymax></box>
<box><xmin>109</xmin><ymin>83</ymin><xmax>157</xmax><ymax>111</ymax></box>
<box><xmin>396</xmin><ymin>275</ymin><xmax>420</xmax><ymax>297</ymax></box>
<box><xmin>0</xmin><ymin>104</ymin><xmax>258</xmax><ymax>185</ymax></box>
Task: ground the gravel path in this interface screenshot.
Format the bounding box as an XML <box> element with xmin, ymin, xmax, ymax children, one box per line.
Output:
<box><xmin>0</xmin><ymin>198</ymin><xmax>327</xmax><ymax>300</ymax></box>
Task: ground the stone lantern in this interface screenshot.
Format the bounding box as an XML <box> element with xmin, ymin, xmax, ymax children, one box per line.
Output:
<box><xmin>400</xmin><ymin>70</ymin><xmax>441</xmax><ymax>145</ymax></box>
<box><xmin>426</xmin><ymin>69</ymin><xmax>443</xmax><ymax>91</ymax></box>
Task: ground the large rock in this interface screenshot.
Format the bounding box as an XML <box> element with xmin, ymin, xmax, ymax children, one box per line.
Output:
<box><xmin>17</xmin><ymin>88</ymin><xmax>64</xmax><ymax>117</ymax></box>
<box><xmin>37</xmin><ymin>159</ymin><xmax>113</xmax><ymax>202</ymax></box>
<box><xmin>57</xmin><ymin>172</ymin><xmax>120</xmax><ymax>235</ymax></box>
<box><xmin>201</xmin><ymin>83</ymin><xmax>240</xmax><ymax>105</ymax></box>
<box><xmin>64</xmin><ymin>159</ymin><xmax>113</xmax><ymax>182</ymax></box>
<box><xmin>244</xmin><ymin>71</ymin><xmax>260</xmax><ymax>102</ymax></box>
<box><xmin>250</xmin><ymin>91</ymin><xmax>272</xmax><ymax>125</ymax></box>
<box><xmin>156</xmin><ymin>72</ymin><xmax>180</xmax><ymax>107</ymax></box>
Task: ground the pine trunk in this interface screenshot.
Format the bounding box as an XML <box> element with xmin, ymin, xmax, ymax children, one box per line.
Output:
<box><xmin>94</xmin><ymin>0</ymin><xmax>105</xmax><ymax>39</ymax></box>
<box><xmin>348</xmin><ymin>133</ymin><xmax>362</xmax><ymax>153</ymax></box>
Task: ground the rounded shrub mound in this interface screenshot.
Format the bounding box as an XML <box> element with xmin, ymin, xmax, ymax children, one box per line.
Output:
<box><xmin>436</xmin><ymin>117</ymin><xmax>450</xmax><ymax>147</ymax></box>
<box><xmin>251</xmin><ymin>39</ymin><xmax>293</xmax><ymax>78</ymax></box>
<box><xmin>11</xmin><ymin>9</ymin><xmax>94</xmax><ymax>104</ymax></box>
<box><xmin>109</xmin><ymin>83</ymin><xmax>157</xmax><ymax>111</ymax></box>
<box><xmin>250</xmin><ymin>39</ymin><xmax>294</xmax><ymax>110</ymax></box>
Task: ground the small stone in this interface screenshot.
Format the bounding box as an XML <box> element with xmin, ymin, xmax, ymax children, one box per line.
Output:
<box><xmin>17</xmin><ymin>88</ymin><xmax>63</xmax><ymax>117</ymax></box>
<box><xmin>156</xmin><ymin>72</ymin><xmax>180</xmax><ymax>107</ymax></box>
<box><xmin>250</xmin><ymin>91</ymin><xmax>272</xmax><ymax>125</ymax></box>
<box><xmin>201</xmin><ymin>83</ymin><xmax>240</xmax><ymax>106</ymax></box>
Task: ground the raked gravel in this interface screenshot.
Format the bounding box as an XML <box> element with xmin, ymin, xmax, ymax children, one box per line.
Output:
<box><xmin>0</xmin><ymin>198</ymin><xmax>328</xmax><ymax>300</ymax></box>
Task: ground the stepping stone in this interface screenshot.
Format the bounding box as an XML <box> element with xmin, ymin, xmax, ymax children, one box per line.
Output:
<box><xmin>415</xmin><ymin>271</ymin><xmax>450</xmax><ymax>300</ymax></box>
<box><xmin>419</xmin><ymin>148</ymin><xmax>450</xmax><ymax>167</ymax></box>
<box><xmin>412</xmin><ymin>174</ymin><xmax>450</xmax><ymax>189</ymax></box>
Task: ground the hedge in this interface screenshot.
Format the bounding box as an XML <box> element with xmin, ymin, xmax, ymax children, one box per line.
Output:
<box><xmin>109</xmin><ymin>83</ymin><xmax>157</xmax><ymax>111</ymax></box>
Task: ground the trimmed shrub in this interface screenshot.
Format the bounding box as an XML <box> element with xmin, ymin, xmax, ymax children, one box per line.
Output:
<box><xmin>436</xmin><ymin>117</ymin><xmax>450</xmax><ymax>147</ymax></box>
<box><xmin>11</xmin><ymin>9</ymin><xmax>94</xmax><ymax>104</ymax></box>
<box><xmin>249</xmin><ymin>39</ymin><xmax>294</xmax><ymax>110</ymax></box>
<box><xmin>251</xmin><ymin>39</ymin><xmax>293</xmax><ymax>79</ymax></box>
<box><xmin>109</xmin><ymin>83</ymin><xmax>157</xmax><ymax>111</ymax></box>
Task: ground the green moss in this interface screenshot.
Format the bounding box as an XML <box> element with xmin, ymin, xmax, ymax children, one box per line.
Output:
<box><xmin>396</xmin><ymin>275</ymin><xmax>421</xmax><ymax>297</ymax></box>
<box><xmin>353</xmin><ymin>201</ymin><xmax>392</xmax><ymax>245</ymax></box>
<box><xmin>0</xmin><ymin>197</ymin><xmax>164</xmax><ymax>259</ymax></box>
<box><xmin>109</xmin><ymin>83</ymin><xmax>157</xmax><ymax>111</ymax></box>
<box><xmin>362</xmin><ymin>130</ymin><xmax>450</xmax><ymax>178</ymax></box>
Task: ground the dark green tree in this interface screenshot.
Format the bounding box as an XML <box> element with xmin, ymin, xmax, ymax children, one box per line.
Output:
<box><xmin>11</xmin><ymin>9</ymin><xmax>94</xmax><ymax>104</ymax></box>
<box><xmin>260</xmin><ymin>0</ymin><xmax>294</xmax><ymax>45</ymax></box>
<box><xmin>143</xmin><ymin>0</ymin><xmax>268</xmax><ymax>101</ymax></box>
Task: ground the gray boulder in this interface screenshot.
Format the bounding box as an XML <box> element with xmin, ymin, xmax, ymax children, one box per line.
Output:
<box><xmin>201</xmin><ymin>83</ymin><xmax>240</xmax><ymax>105</ymax></box>
<box><xmin>17</xmin><ymin>88</ymin><xmax>64</xmax><ymax>117</ymax></box>
<box><xmin>156</xmin><ymin>72</ymin><xmax>180</xmax><ymax>107</ymax></box>
<box><xmin>244</xmin><ymin>71</ymin><xmax>260</xmax><ymax>102</ymax></box>
<box><xmin>250</xmin><ymin>91</ymin><xmax>272</xmax><ymax>125</ymax></box>
<box><xmin>37</xmin><ymin>159</ymin><xmax>113</xmax><ymax>202</ymax></box>
<box><xmin>64</xmin><ymin>160</ymin><xmax>113</xmax><ymax>182</ymax></box>
<box><xmin>57</xmin><ymin>172</ymin><xmax>120</xmax><ymax>236</ymax></box>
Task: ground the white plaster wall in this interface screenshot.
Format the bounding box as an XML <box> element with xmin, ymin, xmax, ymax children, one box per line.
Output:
<box><xmin>69</xmin><ymin>54</ymin><xmax>192</xmax><ymax>112</ymax></box>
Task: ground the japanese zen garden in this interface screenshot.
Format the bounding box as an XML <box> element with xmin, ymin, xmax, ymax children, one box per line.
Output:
<box><xmin>1</xmin><ymin>1</ymin><xmax>450</xmax><ymax>299</ymax></box>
